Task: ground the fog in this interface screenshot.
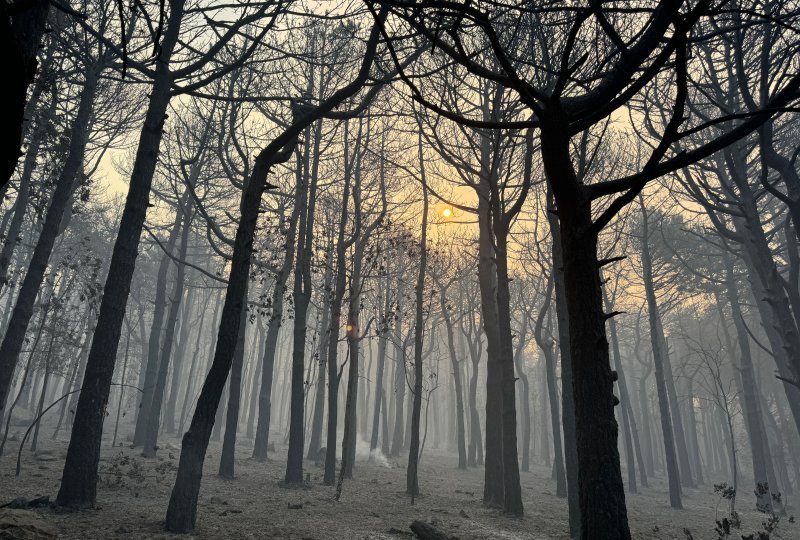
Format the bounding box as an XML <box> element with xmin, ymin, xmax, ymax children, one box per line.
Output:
<box><xmin>1</xmin><ymin>1</ymin><xmax>799</xmax><ymax>538</ymax></box>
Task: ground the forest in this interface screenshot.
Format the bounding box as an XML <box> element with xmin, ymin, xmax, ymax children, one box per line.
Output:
<box><xmin>1</xmin><ymin>0</ymin><xmax>800</xmax><ymax>538</ymax></box>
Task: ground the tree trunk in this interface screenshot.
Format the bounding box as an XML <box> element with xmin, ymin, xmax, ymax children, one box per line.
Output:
<box><xmin>0</xmin><ymin>102</ymin><xmax>45</xmax><ymax>291</ymax></box>
<box><xmin>112</xmin><ymin>332</ymin><xmax>131</xmax><ymax>448</ymax></box>
<box><xmin>3</xmin><ymin>0</ymin><xmax>50</xmax><ymax>193</ymax></box>
<box><xmin>219</xmin><ymin>297</ymin><xmax>248</xmax><ymax>478</ymax></box>
<box><xmin>491</xmin><ymin>224</ymin><xmax>523</xmax><ymax>515</ymax></box>
<box><xmin>0</xmin><ymin>68</ymin><xmax>98</xmax><ymax>415</ymax></box>
<box><xmin>602</xmin><ymin>286</ymin><xmax>638</xmax><ymax>493</ymax></box>
<box><xmin>57</xmin><ymin>1</ymin><xmax>185</xmax><ymax>506</ymax></box>
<box><xmin>142</xmin><ymin>209</ymin><xmax>192</xmax><ymax>457</ymax></box>
<box><xmin>286</xmin><ymin>120</ymin><xmax>318</xmax><ymax>484</ymax></box>
<box><xmin>476</xmin><ymin>147</ymin><xmax>504</xmax><ymax>509</ymax></box>
<box><xmin>252</xmin><ymin>206</ymin><xmax>298</xmax><ymax>460</ymax></box>
<box><xmin>536</xmin><ymin>305</ymin><xmax>567</xmax><ymax>497</ymax></box>
<box><xmin>307</xmin><ymin>244</ymin><xmax>332</xmax><ymax>458</ymax></box>
<box><xmin>336</xmin><ymin>263</ymin><xmax>364</xmax><ymax>493</ymax></box>
<box><xmin>548</xmin><ymin>191</ymin><xmax>581</xmax><ymax>537</ymax></box>
<box><xmin>662</xmin><ymin>337</ymin><xmax>694</xmax><ymax>488</ymax></box>
<box><xmin>390</xmin><ymin>275</ymin><xmax>408</xmax><ymax>459</ymax></box>
<box><xmin>370</xmin><ymin>277</ymin><xmax>391</xmax><ymax>456</ymax></box>
<box><xmin>165</xmin><ymin>284</ymin><xmax>196</xmax><ymax>433</ymax></box>
<box><xmin>406</xmin><ymin>174</ymin><xmax>428</xmax><ymax>499</ymax></box>
<box><xmin>164</xmin><ymin>99</ymin><xmax>305</xmax><ymax>528</ymax></box>
<box><xmin>638</xmin><ymin>197</ymin><xmax>682</xmax><ymax>509</ymax></box>
<box><xmin>180</xmin><ymin>291</ymin><xmax>218</xmax><ymax>434</ymax></box>
<box><xmin>440</xmin><ymin>284</ymin><xmax>467</xmax><ymax>469</ymax></box>
<box><xmin>542</xmin><ymin>121</ymin><xmax>629</xmax><ymax>538</ymax></box>
<box><xmin>467</xmin><ymin>340</ymin><xmax>483</xmax><ymax>467</ymax></box>
<box><xmin>323</xmin><ymin>129</ymin><xmax>354</xmax><ymax>484</ymax></box>
<box><xmin>722</xmin><ymin>258</ymin><xmax>776</xmax><ymax>510</ymax></box>
<box><xmin>134</xmin><ymin>207</ymin><xmax>185</xmax><ymax>445</ymax></box>
<box><xmin>246</xmin><ymin>322</ymin><xmax>265</xmax><ymax>440</ymax></box>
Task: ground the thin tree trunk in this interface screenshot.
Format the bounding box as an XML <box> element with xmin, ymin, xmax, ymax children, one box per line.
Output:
<box><xmin>134</xmin><ymin>207</ymin><xmax>185</xmax><ymax>445</ymax></box>
<box><xmin>638</xmin><ymin>196</ymin><xmax>682</xmax><ymax>509</ymax></box>
<box><xmin>178</xmin><ymin>292</ymin><xmax>213</xmax><ymax>434</ymax></box>
<box><xmin>165</xmin><ymin>285</ymin><xmax>197</xmax><ymax>433</ymax></box>
<box><xmin>286</xmin><ymin>118</ymin><xmax>318</xmax><ymax>484</ymax></box>
<box><xmin>0</xmin><ymin>68</ymin><xmax>99</xmax><ymax>415</ymax></box>
<box><xmin>547</xmin><ymin>190</ymin><xmax>581</xmax><ymax>537</ymax></box>
<box><xmin>142</xmin><ymin>208</ymin><xmax>192</xmax><ymax>457</ymax></box>
<box><xmin>602</xmin><ymin>286</ymin><xmax>638</xmax><ymax>493</ymax></box>
<box><xmin>112</xmin><ymin>332</ymin><xmax>131</xmax><ymax>448</ymax></box>
<box><xmin>389</xmin><ymin>285</ymin><xmax>407</xmax><ymax>459</ymax></box>
<box><xmin>370</xmin><ymin>276</ymin><xmax>391</xmax><ymax>456</ymax></box>
<box><xmin>246</xmin><ymin>320</ymin><xmax>265</xmax><ymax>440</ymax></box>
<box><xmin>324</xmin><ymin>128</ymin><xmax>355</xmax><ymax>485</ymax></box>
<box><xmin>406</xmin><ymin>161</ymin><xmax>428</xmax><ymax>499</ymax></box>
<box><xmin>29</xmin><ymin>330</ymin><xmax>56</xmax><ymax>452</ymax></box>
<box><xmin>3</xmin><ymin>0</ymin><xmax>50</xmax><ymax>193</ymax></box>
<box><xmin>439</xmin><ymin>281</ymin><xmax>467</xmax><ymax>469</ymax></box>
<box><xmin>252</xmin><ymin>205</ymin><xmax>298</xmax><ymax>461</ymax></box>
<box><xmin>721</xmin><ymin>258</ymin><xmax>776</xmax><ymax>510</ymax></box>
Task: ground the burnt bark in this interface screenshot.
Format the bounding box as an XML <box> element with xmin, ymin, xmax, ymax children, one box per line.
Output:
<box><xmin>0</xmin><ymin>68</ymin><xmax>98</xmax><ymax>417</ymax></box>
<box><xmin>542</xmin><ymin>118</ymin><xmax>629</xmax><ymax>538</ymax></box>
<box><xmin>57</xmin><ymin>0</ymin><xmax>185</xmax><ymax>507</ymax></box>
<box><xmin>2</xmin><ymin>0</ymin><xmax>50</xmax><ymax>193</ymax></box>
<box><xmin>219</xmin><ymin>295</ymin><xmax>248</xmax><ymax>478</ymax></box>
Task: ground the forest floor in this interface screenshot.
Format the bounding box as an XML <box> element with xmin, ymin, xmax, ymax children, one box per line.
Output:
<box><xmin>0</xmin><ymin>416</ymin><xmax>796</xmax><ymax>539</ymax></box>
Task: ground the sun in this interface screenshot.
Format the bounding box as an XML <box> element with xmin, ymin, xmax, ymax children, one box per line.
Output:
<box><xmin>441</xmin><ymin>207</ymin><xmax>453</xmax><ymax>218</ymax></box>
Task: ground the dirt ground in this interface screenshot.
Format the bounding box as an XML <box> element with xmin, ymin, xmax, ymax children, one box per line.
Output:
<box><xmin>0</xmin><ymin>424</ymin><xmax>796</xmax><ymax>539</ymax></box>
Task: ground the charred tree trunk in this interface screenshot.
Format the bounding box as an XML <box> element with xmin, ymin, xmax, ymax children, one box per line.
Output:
<box><xmin>439</xmin><ymin>281</ymin><xmax>467</xmax><ymax>469</ymax></box>
<box><xmin>164</xmin><ymin>101</ymin><xmax>308</xmax><ymax>527</ymax></box>
<box><xmin>286</xmin><ymin>113</ymin><xmax>320</xmax><ymax>484</ymax></box>
<box><xmin>476</xmin><ymin>139</ymin><xmax>504</xmax><ymax>509</ymax></box>
<box><xmin>370</xmin><ymin>276</ymin><xmax>391</xmax><ymax>456</ymax></box>
<box><xmin>56</xmin><ymin>1</ymin><xmax>184</xmax><ymax>505</ymax></box>
<box><xmin>219</xmin><ymin>296</ymin><xmax>248</xmax><ymax>478</ymax></box>
<box><xmin>0</xmin><ymin>91</ymin><xmax>51</xmax><ymax>292</ymax></box>
<box><xmin>602</xmin><ymin>286</ymin><xmax>639</xmax><ymax>493</ymax></box>
<box><xmin>324</xmin><ymin>125</ymin><xmax>357</xmax><ymax>485</ymax></box>
<box><xmin>542</xmin><ymin>119</ymin><xmax>629</xmax><ymax>538</ymax></box>
<box><xmin>534</xmin><ymin>279</ymin><xmax>567</xmax><ymax>497</ymax></box>
<box><xmin>165</xmin><ymin>285</ymin><xmax>197</xmax><ymax>433</ymax></box>
<box><xmin>142</xmin><ymin>209</ymin><xmax>192</xmax><ymax>457</ymax></box>
<box><xmin>406</xmin><ymin>169</ymin><xmax>428</xmax><ymax>499</ymax></box>
<box><xmin>491</xmin><ymin>222</ymin><xmax>523</xmax><ymax>515</ymax></box>
<box><xmin>252</xmin><ymin>205</ymin><xmax>298</xmax><ymax>461</ymax></box>
<box><xmin>307</xmin><ymin>242</ymin><xmax>333</xmax><ymax>459</ymax></box>
<box><xmin>0</xmin><ymin>68</ymin><xmax>98</xmax><ymax>415</ymax></box>
<box><xmin>3</xmin><ymin>0</ymin><xmax>50</xmax><ymax>193</ymax></box>
<box><xmin>547</xmin><ymin>190</ymin><xmax>581</xmax><ymax>537</ymax></box>
<box><xmin>638</xmin><ymin>196</ymin><xmax>682</xmax><ymax>508</ymax></box>
<box><xmin>134</xmin><ymin>222</ymin><xmax>180</xmax><ymax>446</ymax></box>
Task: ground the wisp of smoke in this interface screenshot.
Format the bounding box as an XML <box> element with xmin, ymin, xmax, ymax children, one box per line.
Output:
<box><xmin>339</xmin><ymin>432</ymin><xmax>392</xmax><ymax>468</ymax></box>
